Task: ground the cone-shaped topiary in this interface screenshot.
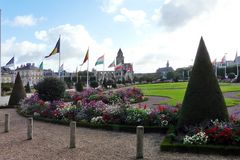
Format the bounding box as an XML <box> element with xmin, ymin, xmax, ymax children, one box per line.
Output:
<box><xmin>8</xmin><ymin>72</ymin><xmax>26</xmax><ymax>105</ymax></box>
<box><xmin>177</xmin><ymin>37</ymin><xmax>229</xmax><ymax>129</ymax></box>
<box><xmin>25</xmin><ymin>82</ymin><xmax>31</xmax><ymax>93</ymax></box>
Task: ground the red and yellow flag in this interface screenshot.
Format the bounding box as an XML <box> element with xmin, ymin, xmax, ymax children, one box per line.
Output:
<box><xmin>81</xmin><ymin>48</ymin><xmax>89</xmax><ymax>66</ymax></box>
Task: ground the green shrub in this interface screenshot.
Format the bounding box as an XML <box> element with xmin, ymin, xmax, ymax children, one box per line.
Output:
<box><xmin>90</xmin><ymin>81</ymin><xmax>99</xmax><ymax>88</ymax></box>
<box><xmin>2</xmin><ymin>83</ymin><xmax>13</xmax><ymax>93</ymax></box>
<box><xmin>177</xmin><ymin>37</ymin><xmax>228</xmax><ymax>129</ymax></box>
<box><xmin>34</xmin><ymin>77</ymin><xmax>65</xmax><ymax>101</ymax></box>
<box><xmin>228</xmin><ymin>72</ymin><xmax>236</xmax><ymax>80</ymax></box>
<box><xmin>75</xmin><ymin>81</ymin><xmax>83</xmax><ymax>92</ymax></box>
<box><xmin>8</xmin><ymin>72</ymin><xmax>26</xmax><ymax>105</ymax></box>
<box><xmin>25</xmin><ymin>82</ymin><xmax>31</xmax><ymax>93</ymax></box>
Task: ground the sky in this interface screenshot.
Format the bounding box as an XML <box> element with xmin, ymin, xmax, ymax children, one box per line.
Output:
<box><xmin>0</xmin><ymin>0</ymin><xmax>240</xmax><ymax>73</ymax></box>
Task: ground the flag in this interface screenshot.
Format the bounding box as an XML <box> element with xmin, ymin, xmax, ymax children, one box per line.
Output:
<box><xmin>95</xmin><ymin>55</ymin><xmax>104</xmax><ymax>66</ymax></box>
<box><xmin>108</xmin><ymin>60</ymin><xmax>115</xmax><ymax>68</ymax></box>
<box><xmin>59</xmin><ymin>63</ymin><xmax>64</xmax><ymax>72</ymax></box>
<box><xmin>39</xmin><ymin>61</ymin><xmax>43</xmax><ymax>70</ymax></box>
<box><xmin>234</xmin><ymin>52</ymin><xmax>238</xmax><ymax>63</ymax></box>
<box><xmin>45</xmin><ymin>38</ymin><xmax>60</xmax><ymax>58</ymax></box>
<box><xmin>126</xmin><ymin>65</ymin><xmax>133</xmax><ymax>72</ymax></box>
<box><xmin>221</xmin><ymin>55</ymin><xmax>226</xmax><ymax>64</ymax></box>
<box><xmin>81</xmin><ymin>48</ymin><xmax>89</xmax><ymax>66</ymax></box>
<box><xmin>115</xmin><ymin>63</ymin><xmax>123</xmax><ymax>71</ymax></box>
<box><xmin>5</xmin><ymin>57</ymin><xmax>14</xmax><ymax>67</ymax></box>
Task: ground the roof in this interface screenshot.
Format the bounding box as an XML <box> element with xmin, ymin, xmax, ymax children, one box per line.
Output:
<box><xmin>16</xmin><ymin>63</ymin><xmax>39</xmax><ymax>71</ymax></box>
<box><xmin>156</xmin><ymin>67</ymin><xmax>174</xmax><ymax>73</ymax></box>
<box><xmin>1</xmin><ymin>67</ymin><xmax>13</xmax><ymax>74</ymax></box>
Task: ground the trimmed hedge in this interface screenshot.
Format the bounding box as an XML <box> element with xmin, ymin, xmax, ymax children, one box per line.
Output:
<box><xmin>17</xmin><ymin>108</ymin><xmax>167</xmax><ymax>133</ymax></box>
<box><xmin>177</xmin><ymin>37</ymin><xmax>228</xmax><ymax>129</ymax></box>
<box><xmin>160</xmin><ymin>126</ymin><xmax>240</xmax><ymax>155</ymax></box>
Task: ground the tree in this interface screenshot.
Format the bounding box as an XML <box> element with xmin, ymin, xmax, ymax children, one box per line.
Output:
<box><xmin>75</xmin><ymin>81</ymin><xmax>83</xmax><ymax>92</ymax></box>
<box><xmin>177</xmin><ymin>37</ymin><xmax>228</xmax><ymax>129</ymax></box>
<box><xmin>25</xmin><ymin>82</ymin><xmax>31</xmax><ymax>93</ymax></box>
<box><xmin>8</xmin><ymin>72</ymin><xmax>26</xmax><ymax>105</ymax></box>
<box><xmin>166</xmin><ymin>71</ymin><xmax>175</xmax><ymax>80</ymax></box>
<box><xmin>34</xmin><ymin>77</ymin><xmax>65</xmax><ymax>101</ymax></box>
<box><xmin>90</xmin><ymin>81</ymin><xmax>99</xmax><ymax>88</ymax></box>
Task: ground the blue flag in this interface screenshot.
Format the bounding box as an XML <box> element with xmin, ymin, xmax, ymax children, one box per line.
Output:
<box><xmin>5</xmin><ymin>57</ymin><xmax>14</xmax><ymax>67</ymax></box>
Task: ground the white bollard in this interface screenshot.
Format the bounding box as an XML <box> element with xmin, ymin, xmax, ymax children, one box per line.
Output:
<box><xmin>4</xmin><ymin>114</ymin><xmax>10</xmax><ymax>132</ymax></box>
<box><xmin>70</xmin><ymin>121</ymin><xmax>76</xmax><ymax>148</ymax></box>
<box><xmin>136</xmin><ymin>126</ymin><xmax>144</xmax><ymax>159</ymax></box>
<box><xmin>27</xmin><ymin>117</ymin><xmax>33</xmax><ymax>140</ymax></box>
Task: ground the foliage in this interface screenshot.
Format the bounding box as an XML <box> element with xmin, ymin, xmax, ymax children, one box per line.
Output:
<box><xmin>1</xmin><ymin>83</ymin><xmax>13</xmax><ymax>95</ymax></box>
<box><xmin>8</xmin><ymin>72</ymin><xmax>26</xmax><ymax>105</ymax></box>
<box><xmin>34</xmin><ymin>77</ymin><xmax>65</xmax><ymax>101</ymax></box>
<box><xmin>19</xmin><ymin>88</ymin><xmax>178</xmax><ymax>128</ymax></box>
<box><xmin>75</xmin><ymin>81</ymin><xmax>83</xmax><ymax>92</ymax></box>
<box><xmin>25</xmin><ymin>82</ymin><xmax>31</xmax><ymax>93</ymax></box>
<box><xmin>228</xmin><ymin>72</ymin><xmax>236</xmax><ymax>79</ymax></box>
<box><xmin>90</xmin><ymin>81</ymin><xmax>99</xmax><ymax>88</ymax></box>
<box><xmin>177</xmin><ymin>38</ymin><xmax>229</xmax><ymax>129</ymax></box>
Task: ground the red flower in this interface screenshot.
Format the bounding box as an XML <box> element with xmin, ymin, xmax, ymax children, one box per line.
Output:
<box><xmin>157</xmin><ymin>105</ymin><xmax>166</xmax><ymax>112</ymax></box>
<box><xmin>38</xmin><ymin>100</ymin><xmax>45</xmax><ymax>106</ymax></box>
<box><xmin>205</xmin><ymin>126</ymin><xmax>219</xmax><ymax>135</ymax></box>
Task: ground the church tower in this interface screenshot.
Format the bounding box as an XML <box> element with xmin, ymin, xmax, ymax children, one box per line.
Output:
<box><xmin>166</xmin><ymin>60</ymin><xmax>169</xmax><ymax>68</ymax></box>
<box><xmin>116</xmin><ymin>48</ymin><xmax>124</xmax><ymax>65</ymax></box>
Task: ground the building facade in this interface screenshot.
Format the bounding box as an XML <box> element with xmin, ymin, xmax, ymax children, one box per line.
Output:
<box><xmin>115</xmin><ymin>49</ymin><xmax>134</xmax><ymax>82</ymax></box>
<box><xmin>1</xmin><ymin>67</ymin><xmax>14</xmax><ymax>83</ymax></box>
<box><xmin>16</xmin><ymin>63</ymin><xmax>43</xmax><ymax>86</ymax></box>
<box><xmin>94</xmin><ymin>48</ymin><xmax>134</xmax><ymax>83</ymax></box>
<box><xmin>156</xmin><ymin>61</ymin><xmax>174</xmax><ymax>79</ymax></box>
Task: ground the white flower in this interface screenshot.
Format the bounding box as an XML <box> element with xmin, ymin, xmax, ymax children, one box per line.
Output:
<box><xmin>183</xmin><ymin>131</ymin><xmax>208</xmax><ymax>145</ymax></box>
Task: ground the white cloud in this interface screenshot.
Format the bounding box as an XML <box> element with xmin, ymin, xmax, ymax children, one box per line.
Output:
<box><xmin>154</xmin><ymin>0</ymin><xmax>218</xmax><ymax>30</ymax></box>
<box><xmin>2</xmin><ymin>37</ymin><xmax>47</xmax><ymax>66</ymax></box>
<box><xmin>6</xmin><ymin>15</ymin><xmax>45</xmax><ymax>27</ymax></box>
<box><xmin>102</xmin><ymin>38</ymin><xmax>113</xmax><ymax>47</ymax></box>
<box><xmin>2</xmin><ymin>24</ymin><xmax>116</xmax><ymax>72</ymax></box>
<box><xmin>115</xmin><ymin>8</ymin><xmax>149</xmax><ymax>27</ymax></box>
<box><xmin>35</xmin><ymin>31</ymin><xmax>48</xmax><ymax>41</ymax></box>
<box><xmin>151</xmin><ymin>9</ymin><xmax>161</xmax><ymax>23</ymax></box>
<box><xmin>101</xmin><ymin>0</ymin><xmax>124</xmax><ymax>13</ymax></box>
<box><xmin>122</xmin><ymin>0</ymin><xmax>240</xmax><ymax>73</ymax></box>
<box><xmin>113</xmin><ymin>14</ymin><xmax>127</xmax><ymax>22</ymax></box>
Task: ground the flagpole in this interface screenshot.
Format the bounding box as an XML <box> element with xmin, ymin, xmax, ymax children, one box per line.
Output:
<box><xmin>215</xmin><ymin>64</ymin><xmax>217</xmax><ymax>77</ymax></box>
<box><xmin>225</xmin><ymin>66</ymin><xmax>227</xmax><ymax>78</ymax></box>
<box><xmin>76</xmin><ymin>66</ymin><xmax>78</xmax><ymax>83</ymax></box>
<box><xmin>0</xmin><ymin>9</ymin><xmax>1</xmax><ymax>97</ymax></box>
<box><xmin>103</xmin><ymin>54</ymin><xmax>105</xmax><ymax>81</ymax></box>
<box><xmin>58</xmin><ymin>35</ymin><xmax>61</xmax><ymax>79</ymax></box>
<box><xmin>87</xmin><ymin>49</ymin><xmax>89</xmax><ymax>88</ymax></box>
<box><xmin>237</xmin><ymin>51</ymin><xmax>239</xmax><ymax>77</ymax></box>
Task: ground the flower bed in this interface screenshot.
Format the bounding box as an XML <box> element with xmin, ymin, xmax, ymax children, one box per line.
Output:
<box><xmin>161</xmin><ymin>118</ymin><xmax>240</xmax><ymax>155</ymax></box>
<box><xmin>18</xmin><ymin>87</ymin><xmax>178</xmax><ymax>132</ymax></box>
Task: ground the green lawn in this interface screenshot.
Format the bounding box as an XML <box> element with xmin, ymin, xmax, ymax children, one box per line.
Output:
<box><xmin>135</xmin><ymin>82</ymin><xmax>240</xmax><ymax>107</ymax></box>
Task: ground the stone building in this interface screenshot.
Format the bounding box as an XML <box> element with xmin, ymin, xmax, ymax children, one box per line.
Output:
<box><xmin>115</xmin><ymin>48</ymin><xmax>134</xmax><ymax>82</ymax></box>
<box><xmin>156</xmin><ymin>60</ymin><xmax>174</xmax><ymax>79</ymax></box>
<box><xmin>1</xmin><ymin>67</ymin><xmax>14</xmax><ymax>83</ymax></box>
<box><xmin>94</xmin><ymin>48</ymin><xmax>134</xmax><ymax>82</ymax></box>
<box><xmin>16</xmin><ymin>63</ymin><xmax>43</xmax><ymax>86</ymax></box>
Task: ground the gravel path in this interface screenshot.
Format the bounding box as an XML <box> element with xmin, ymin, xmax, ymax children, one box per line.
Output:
<box><xmin>0</xmin><ymin>109</ymin><xmax>239</xmax><ymax>160</ymax></box>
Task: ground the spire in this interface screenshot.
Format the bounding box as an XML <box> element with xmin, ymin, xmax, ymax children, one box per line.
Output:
<box><xmin>116</xmin><ymin>48</ymin><xmax>124</xmax><ymax>65</ymax></box>
<box><xmin>166</xmin><ymin>60</ymin><xmax>169</xmax><ymax>68</ymax></box>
